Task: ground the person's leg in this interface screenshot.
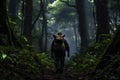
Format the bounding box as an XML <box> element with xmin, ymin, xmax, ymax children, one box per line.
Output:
<box><xmin>60</xmin><ymin>54</ymin><xmax>65</xmax><ymax>73</ymax></box>
<box><xmin>55</xmin><ymin>56</ymin><xmax>62</xmax><ymax>73</ymax></box>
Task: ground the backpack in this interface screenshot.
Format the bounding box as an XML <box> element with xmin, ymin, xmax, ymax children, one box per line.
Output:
<box><xmin>53</xmin><ymin>40</ymin><xmax>65</xmax><ymax>51</ymax></box>
<box><xmin>53</xmin><ymin>34</ymin><xmax>66</xmax><ymax>51</ymax></box>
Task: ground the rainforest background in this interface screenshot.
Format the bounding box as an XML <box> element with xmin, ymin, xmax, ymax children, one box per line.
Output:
<box><xmin>0</xmin><ymin>0</ymin><xmax>120</xmax><ymax>80</ymax></box>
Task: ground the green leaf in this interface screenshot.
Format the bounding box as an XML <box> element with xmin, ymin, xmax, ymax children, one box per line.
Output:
<box><xmin>0</xmin><ymin>50</ymin><xmax>7</xmax><ymax>60</ymax></box>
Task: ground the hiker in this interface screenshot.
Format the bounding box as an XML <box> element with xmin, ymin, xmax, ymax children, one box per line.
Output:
<box><xmin>51</xmin><ymin>32</ymin><xmax>70</xmax><ymax>73</ymax></box>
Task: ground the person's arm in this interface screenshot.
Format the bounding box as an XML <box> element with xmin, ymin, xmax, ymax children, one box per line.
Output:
<box><xmin>64</xmin><ymin>40</ymin><xmax>70</xmax><ymax>57</ymax></box>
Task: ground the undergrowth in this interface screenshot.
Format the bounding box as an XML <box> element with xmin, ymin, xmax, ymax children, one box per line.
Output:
<box><xmin>0</xmin><ymin>46</ymin><xmax>54</xmax><ymax>80</ymax></box>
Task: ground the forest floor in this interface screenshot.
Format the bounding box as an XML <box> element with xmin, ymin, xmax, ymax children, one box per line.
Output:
<box><xmin>38</xmin><ymin>66</ymin><xmax>89</xmax><ymax>80</ymax></box>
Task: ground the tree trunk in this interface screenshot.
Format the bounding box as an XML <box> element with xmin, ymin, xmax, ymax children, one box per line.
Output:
<box><xmin>39</xmin><ymin>0</ymin><xmax>47</xmax><ymax>52</ymax></box>
<box><xmin>23</xmin><ymin>0</ymin><xmax>33</xmax><ymax>44</ymax></box>
<box><xmin>42</xmin><ymin>1</ymin><xmax>47</xmax><ymax>52</ymax></box>
<box><xmin>0</xmin><ymin>0</ymin><xmax>22</xmax><ymax>47</ymax></box>
<box><xmin>0</xmin><ymin>0</ymin><xmax>12</xmax><ymax>45</ymax></box>
<box><xmin>95</xmin><ymin>0</ymin><xmax>110</xmax><ymax>42</ymax></box>
<box><xmin>75</xmin><ymin>0</ymin><xmax>89</xmax><ymax>53</ymax></box>
<box><xmin>8</xmin><ymin>0</ymin><xmax>20</xmax><ymax>21</ymax></box>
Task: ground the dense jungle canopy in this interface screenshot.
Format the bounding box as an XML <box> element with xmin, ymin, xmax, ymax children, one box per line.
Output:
<box><xmin>0</xmin><ymin>0</ymin><xmax>120</xmax><ymax>80</ymax></box>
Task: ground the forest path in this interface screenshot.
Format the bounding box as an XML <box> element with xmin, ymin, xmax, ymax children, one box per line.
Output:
<box><xmin>38</xmin><ymin>66</ymin><xmax>88</xmax><ymax>80</ymax></box>
<box><xmin>41</xmin><ymin>70</ymin><xmax>77</xmax><ymax>80</ymax></box>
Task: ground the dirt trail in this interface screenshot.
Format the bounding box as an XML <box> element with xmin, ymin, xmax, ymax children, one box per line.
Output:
<box><xmin>41</xmin><ymin>70</ymin><xmax>78</xmax><ymax>80</ymax></box>
<box><xmin>37</xmin><ymin>67</ymin><xmax>89</xmax><ymax>80</ymax></box>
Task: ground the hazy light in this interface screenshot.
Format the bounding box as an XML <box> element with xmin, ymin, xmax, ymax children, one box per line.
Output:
<box><xmin>88</xmin><ymin>0</ymin><xmax>94</xmax><ymax>3</ymax></box>
<box><xmin>48</xmin><ymin>0</ymin><xmax>60</xmax><ymax>7</ymax></box>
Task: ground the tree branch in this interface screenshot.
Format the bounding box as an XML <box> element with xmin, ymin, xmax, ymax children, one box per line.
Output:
<box><xmin>32</xmin><ymin>12</ymin><xmax>41</xmax><ymax>28</ymax></box>
<box><xmin>31</xmin><ymin>0</ymin><xmax>43</xmax><ymax>30</ymax></box>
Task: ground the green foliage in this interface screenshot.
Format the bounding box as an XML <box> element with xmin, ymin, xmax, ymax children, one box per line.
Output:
<box><xmin>47</xmin><ymin>0</ymin><xmax>76</xmax><ymax>23</ymax></box>
<box><xmin>93</xmin><ymin>53</ymin><xmax>120</xmax><ymax>80</ymax></box>
<box><xmin>92</xmin><ymin>33</ymin><xmax>120</xmax><ymax>79</ymax></box>
<box><xmin>48</xmin><ymin>1</ymin><xmax>62</xmax><ymax>20</ymax></box>
<box><xmin>35</xmin><ymin>52</ymin><xmax>54</xmax><ymax>69</ymax></box>
<box><xmin>87</xmin><ymin>34</ymin><xmax>112</xmax><ymax>56</ymax></box>
<box><xmin>0</xmin><ymin>46</ymin><xmax>54</xmax><ymax>80</ymax></box>
<box><xmin>68</xmin><ymin>53</ymin><xmax>98</xmax><ymax>75</ymax></box>
<box><xmin>68</xmin><ymin>34</ymin><xmax>113</xmax><ymax>77</ymax></box>
<box><xmin>0</xmin><ymin>50</ymin><xmax>7</xmax><ymax>61</ymax></box>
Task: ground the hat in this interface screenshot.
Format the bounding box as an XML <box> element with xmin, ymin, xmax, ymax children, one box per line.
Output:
<box><xmin>56</xmin><ymin>32</ymin><xmax>65</xmax><ymax>37</ymax></box>
<box><xmin>57</xmin><ymin>32</ymin><xmax>63</xmax><ymax>35</ymax></box>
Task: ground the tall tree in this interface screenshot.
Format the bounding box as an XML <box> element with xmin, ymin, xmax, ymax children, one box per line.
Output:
<box><xmin>0</xmin><ymin>0</ymin><xmax>22</xmax><ymax>47</ymax></box>
<box><xmin>95</xmin><ymin>0</ymin><xmax>110</xmax><ymax>42</ymax></box>
<box><xmin>0</xmin><ymin>0</ymin><xmax>14</xmax><ymax>46</ymax></box>
<box><xmin>23</xmin><ymin>0</ymin><xmax>33</xmax><ymax>44</ymax></box>
<box><xmin>8</xmin><ymin>0</ymin><xmax>21</xmax><ymax>21</ymax></box>
<box><xmin>39</xmin><ymin>0</ymin><xmax>48</xmax><ymax>52</ymax></box>
<box><xmin>60</xmin><ymin>0</ymin><xmax>89</xmax><ymax>52</ymax></box>
<box><xmin>75</xmin><ymin>0</ymin><xmax>89</xmax><ymax>53</ymax></box>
